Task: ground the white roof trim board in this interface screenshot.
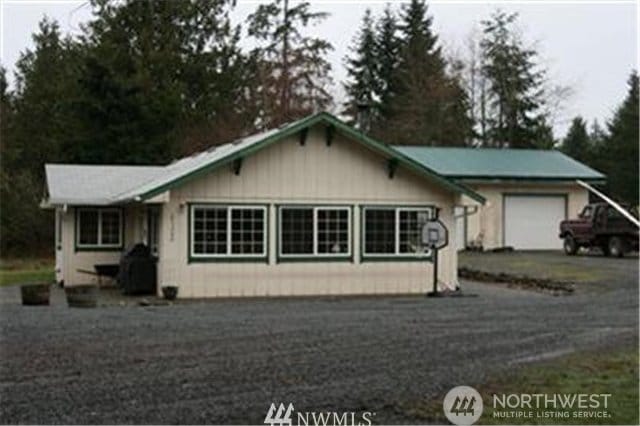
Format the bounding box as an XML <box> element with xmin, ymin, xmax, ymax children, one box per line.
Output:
<box><xmin>44</xmin><ymin>119</ymin><xmax>302</xmax><ymax>206</ymax></box>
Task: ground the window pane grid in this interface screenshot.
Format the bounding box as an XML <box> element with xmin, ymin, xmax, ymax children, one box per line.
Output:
<box><xmin>364</xmin><ymin>209</ymin><xmax>395</xmax><ymax>254</ymax></box>
<box><xmin>231</xmin><ymin>208</ymin><xmax>265</xmax><ymax>254</ymax></box>
<box><xmin>101</xmin><ymin>211</ymin><xmax>121</xmax><ymax>245</ymax></box>
<box><xmin>279</xmin><ymin>207</ymin><xmax>351</xmax><ymax>257</ymax></box>
<box><xmin>317</xmin><ymin>209</ymin><xmax>349</xmax><ymax>254</ymax></box>
<box><xmin>363</xmin><ymin>207</ymin><xmax>432</xmax><ymax>256</ymax></box>
<box><xmin>281</xmin><ymin>208</ymin><xmax>314</xmax><ymax>255</ymax></box>
<box><xmin>77</xmin><ymin>209</ymin><xmax>122</xmax><ymax>248</ymax></box>
<box><xmin>191</xmin><ymin>206</ymin><xmax>266</xmax><ymax>257</ymax></box>
<box><xmin>78</xmin><ymin>210</ymin><xmax>99</xmax><ymax>245</ymax></box>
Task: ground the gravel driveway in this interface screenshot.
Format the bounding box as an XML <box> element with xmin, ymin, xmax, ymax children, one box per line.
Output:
<box><xmin>0</xmin><ymin>253</ymin><xmax>637</xmax><ymax>424</ymax></box>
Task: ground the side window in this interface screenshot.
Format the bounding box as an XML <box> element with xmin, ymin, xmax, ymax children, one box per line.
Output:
<box><xmin>580</xmin><ymin>206</ymin><xmax>592</xmax><ymax>219</ymax></box>
<box><xmin>278</xmin><ymin>206</ymin><xmax>351</xmax><ymax>259</ymax></box>
<box><xmin>76</xmin><ymin>208</ymin><xmax>123</xmax><ymax>249</ymax></box>
<box><xmin>190</xmin><ymin>205</ymin><xmax>266</xmax><ymax>258</ymax></box>
<box><xmin>607</xmin><ymin>207</ymin><xmax>623</xmax><ymax>219</ymax></box>
<box><xmin>362</xmin><ymin>207</ymin><xmax>434</xmax><ymax>258</ymax></box>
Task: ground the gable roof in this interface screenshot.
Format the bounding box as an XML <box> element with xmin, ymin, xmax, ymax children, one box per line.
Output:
<box><xmin>45</xmin><ymin>112</ymin><xmax>485</xmax><ymax>206</ymax></box>
<box><xmin>117</xmin><ymin>112</ymin><xmax>485</xmax><ymax>203</ymax></box>
<box><xmin>394</xmin><ymin>146</ymin><xmax>605</xmax><ymax>182</ymax></box>
<box><xmin>45</xmin><ymin>164</ymin><xmax>165</xmax><ymax>206</ymax></box>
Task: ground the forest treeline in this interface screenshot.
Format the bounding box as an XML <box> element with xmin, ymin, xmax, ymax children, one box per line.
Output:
<box><xmin>0</xmin><ymin>0</ymin><xmax>637</xmax><ymax>255</ymax></box>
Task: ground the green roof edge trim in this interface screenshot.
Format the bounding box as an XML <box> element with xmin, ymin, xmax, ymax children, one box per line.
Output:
<box><xmin>137</xmin><ymin>112</ymin><xmax>486</xmax><ymax>204</ymax></box>
<box><xmin>451</xmin><ymin>175</ymin><xmax>606</xmax><ymax>182</ymax></box>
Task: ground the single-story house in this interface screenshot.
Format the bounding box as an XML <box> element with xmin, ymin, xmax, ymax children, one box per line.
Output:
<box><xmin>44</xmin><ymin>112</ymin><xmax>486</xmax><ymax>297</ymax></box>
<box><xmin>395</xmin><ymin>147</ymin><xmax>605</xmax><ymax>250</ymax></box>
<box><xmin>43</xmin><ymin>112</ymin><xmax>604</xmax><ymax>298</ymax></box>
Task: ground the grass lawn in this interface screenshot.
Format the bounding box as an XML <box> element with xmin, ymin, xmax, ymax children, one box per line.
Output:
<box><xmin>458</xmin><ymin>251</ymin><xmax>611</xmax><ymax>284</ymax></box>
<box><xmin>0</xmin><ymin>257</ymin><xmax>54</xmax><ymax>287</ymax></box>
<box><xmin>398</xmin><ymin>346</ymin><xmax>639</xmax><ymax>425</ymax></box>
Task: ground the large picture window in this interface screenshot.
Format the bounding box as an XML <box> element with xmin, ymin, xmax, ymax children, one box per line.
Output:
<box><xmin>76</xmin><ymin>208</ymin><xmax>123</xmax><ymax>249</ymax></box>
<box><xmin>279</xmin><ymin>206</ymin><xmax>351</xmax><ymax>259</ymax></box>
<box><xmin>362</xmin><ymin>207</ymin><xmax>433</xmax><ymax>258</ymax></box>
<box><xmin>190</xmin><ymin>205</ymin><xmax>266</xmax><ymax>259</ymax></box>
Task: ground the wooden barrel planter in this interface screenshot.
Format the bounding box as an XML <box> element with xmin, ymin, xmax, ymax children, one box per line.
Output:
<box><xmin>161</xmin><ymin>286</ymin><xmax>178</xmax><ymax>301</ymax></box>
<box><xmin>65</xmin><ymin>285</ymin><xmax>98</xmax><ymax>308</ymax></box>
<box><xmin>21</xmin><ymin>283</ymin><xmax>50</xmax><ymax>306</ymax></box>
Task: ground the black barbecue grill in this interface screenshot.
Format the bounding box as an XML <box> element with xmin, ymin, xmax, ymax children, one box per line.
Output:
<box><xmin>118</xmin><ymin>243</ymin><xmax>157</xmax><ymax>295</ymax></box>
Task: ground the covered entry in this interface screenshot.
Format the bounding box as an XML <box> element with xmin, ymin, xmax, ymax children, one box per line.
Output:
<box><xmin>503</xmin><ymin>194</ymin><xmax>566</xmax><ymax>249</ymax></box>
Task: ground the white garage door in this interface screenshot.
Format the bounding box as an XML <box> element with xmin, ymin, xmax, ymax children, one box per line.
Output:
<box><xmin>504</xmin><ymin>195</ymin><xmax>566</xmax><ymax>249</ymax></box>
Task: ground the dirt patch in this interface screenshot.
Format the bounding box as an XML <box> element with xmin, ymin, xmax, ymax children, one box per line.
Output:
<box><xmin>459</xmin><ymin>266</ymin><xmax>575</xmax><ymax>295</ymax></box>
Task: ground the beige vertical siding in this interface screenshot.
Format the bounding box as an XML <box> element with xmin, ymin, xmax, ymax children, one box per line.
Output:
<box><xmin>157</xmin><ymin>126</ymin><xmax>459</xmax><ymax>298</ymax></box>
<box><xmin>459</xmin><ymin>183</ymin><xmax>589</xmax><ymax>250</ymax></box>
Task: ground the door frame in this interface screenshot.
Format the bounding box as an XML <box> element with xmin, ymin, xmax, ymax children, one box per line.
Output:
<box><xmin>146</xmin><ymin>205</ymin><xmax>161</xmax><ymax>256</ymax></box>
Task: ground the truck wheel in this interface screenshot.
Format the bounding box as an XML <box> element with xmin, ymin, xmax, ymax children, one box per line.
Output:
<box><xmin>563</xmin><ymin>236</ymin><xmax>578</xmax><ymax>255</ymax></box>
<box><xmin>608</xmin><ymin>236</ymin><xmax>626</xmax><ymax>258</ymax></box>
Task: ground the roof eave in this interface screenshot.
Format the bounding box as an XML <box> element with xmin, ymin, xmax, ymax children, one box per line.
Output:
<box><xmin>452</xmin><ymin>175</ymin><xmax>606</xmax><ymax>185</ymax></box>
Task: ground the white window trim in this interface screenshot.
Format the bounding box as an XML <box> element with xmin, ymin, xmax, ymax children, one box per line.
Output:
<box><xmin>76</xmin><ymin>207</ymin><xmax>123</xmax><ymax>249</ymax></box>
<box><xmin>278</xmin><ymin>206</ymin><xmax>352</xmax><ymax>258</ymax></box>
<box><xmin>362</xmin><ymin>206</ymin><xmax>434</xmax><ymax>257</ymax></box>
<box><xmin>190</xmin><ymin>204</ymin><xmax>267</xmax><ymax>259</ymax></box>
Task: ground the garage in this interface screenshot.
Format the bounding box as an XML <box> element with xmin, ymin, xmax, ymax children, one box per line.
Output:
<box><xmin>504</xmin><ymin>194</ymin><xmax>566</xmax><ymax>249</ymax></box>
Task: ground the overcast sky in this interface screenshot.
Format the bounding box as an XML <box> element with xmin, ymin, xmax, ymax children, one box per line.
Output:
<box><xmin>1</xmin><ymin>0</ymin><xmax>637</xmax><ymax>138</ymax></box>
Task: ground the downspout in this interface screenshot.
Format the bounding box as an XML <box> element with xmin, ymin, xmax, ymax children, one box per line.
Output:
<box><xmin>453</xmin><ymin>205</ymin><xmax>480</xmax><ymax>249</ymax></box>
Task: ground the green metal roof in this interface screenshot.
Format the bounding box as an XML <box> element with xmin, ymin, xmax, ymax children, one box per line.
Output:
<box><xmin>393</xmin><ymin>147</ymin><xmax>605</xmax><ymax>181</ymax></box>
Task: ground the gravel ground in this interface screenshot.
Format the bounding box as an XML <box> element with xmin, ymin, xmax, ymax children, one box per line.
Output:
<box><xmin>0</xmin><ymin>253</ymin><xmax>637</xmax><ymax>424</ymax></box>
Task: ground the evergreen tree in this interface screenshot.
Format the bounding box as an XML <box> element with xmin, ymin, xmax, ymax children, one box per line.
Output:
<box><xmin>561</xmin><ymin>117</ymin><xmax>590</xmax><ymax>162</ymax></box>
<box><xmin>383</xmin><ymin>0</ymin><xmax>473</xmax><ymax>146</ymax></box>
<box><xmin>10</xmin><ymin>18</ymin><xmax>82</xmax><ymax>175</ymax></box>
<box><xmin>77</xmin><ymin>0</ymin><xmax>248</xmax><ymax>162</ymax></box>
<box><xmin>480</xmin><ymin>10</ymin><xmax>549</xmax><ymax>148</ymax></box>
<box><xmin>603</xmin><ymin>71</ymin><xmax>639</xmax><ymax>204</ymax></box>
<box><xmin>247</xmin><ymin>0</ymin><xmax>333</xmax><ymax>128</ymax></box>
<box><xmin>374</xmin><ymin>5</ymin><xmax>401</xmax><ymax>129</ymax></box>
<box><xmin>0</xmin><ymin>66</ymin><xmax>13</xmax><ymax>168</ymax></box>
<box><xmin>1</xmin><ymin>19</ymin><xmax>80</xmax><ymax>254</ymax></box>
<box><xmin>586</xmin><ymin>119</ymin><xmax>607</xmax><ymax>171</ymax></box>
<box><xmin>343</xmin><ymin>9</ymin><xmax>379</xmax><ymax>131</ymax></box>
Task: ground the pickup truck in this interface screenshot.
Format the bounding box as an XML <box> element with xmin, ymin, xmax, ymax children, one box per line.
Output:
<box><xmin>559</xmin><ymin>203</ymin><xmax>639</xmax><ymax>257</ymax></box>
